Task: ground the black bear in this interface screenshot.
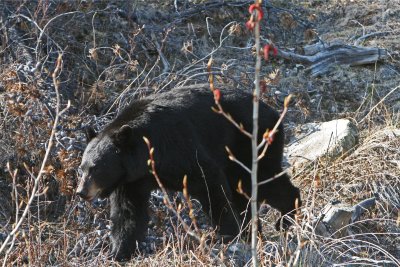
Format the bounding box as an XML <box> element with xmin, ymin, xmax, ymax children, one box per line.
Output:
<box><xmin>77</xmin><ymin>87</ymin><xmax>301</xmax><ymax>260</ymax></box>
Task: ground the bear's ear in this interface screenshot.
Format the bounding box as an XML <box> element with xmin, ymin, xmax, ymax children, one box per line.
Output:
<box><xmin>85</xmin><ymin>126</ymin><xmax>97</xmax><ymax>142</ymax></box>
<box><xmin>112</xmin><ymin>125</ymin><xmax>133</xmax><ymax>147</ymax></box>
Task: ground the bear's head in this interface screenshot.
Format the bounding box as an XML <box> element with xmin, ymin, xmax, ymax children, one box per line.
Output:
<box><xmin>77</xmin><ymin>125</ymin><xmax>134</xmax><ymax>201</ymax></box>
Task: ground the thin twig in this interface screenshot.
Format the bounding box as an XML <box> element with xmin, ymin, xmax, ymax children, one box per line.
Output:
<box><xmin>358</xmin><ymin>85</ymin><xmax>400</xmax><ymax>124</ymax></box>
<box><xmin>151</xmin><ymin>32</ymin><xmax>170</xmax><ymax>74</ymax></box>
<box><xmin>225</xmin><ymin>146</ymin><xmax>252</xmax><ymax>174</ymax></box>
<box><xmin>257</xmin><ymin>95</ymin><xmax>292</xmax><ymax>161</ymax></box>
<box><xmin>257</xmin><ymin>170</ymin><xmax>288</xmax><ymax>186</ymax></box>
<box><xmin>213</xmin><ymin>104</ymin><xmax>252</xmax><ymax>138</ymax></box>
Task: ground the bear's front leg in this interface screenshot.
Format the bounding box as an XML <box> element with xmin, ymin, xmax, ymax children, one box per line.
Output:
<box><xmin>109</xmin><ymin>182</ymin><xmax>151</xmax><ymax>261</ymax></box>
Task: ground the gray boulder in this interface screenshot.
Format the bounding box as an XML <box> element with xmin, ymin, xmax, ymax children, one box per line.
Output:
<box><xmin>286</xmin><ymin>119</ymin><xmax>359</xmax><ymax>167</ymax></box>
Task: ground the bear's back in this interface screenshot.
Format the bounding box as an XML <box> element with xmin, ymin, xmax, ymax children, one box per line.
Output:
<box><xmin>103</xmin><ymin>87</ymin><xmax>281</xmax><ymax>148</ymax></box>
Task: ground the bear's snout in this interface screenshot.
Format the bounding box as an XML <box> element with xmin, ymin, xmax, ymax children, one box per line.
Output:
<box><xmin>76</xmin><ymin>176</ymin><xmax>100</xmax><ymax>201</ymax></box>
<box><xmin>76</xmin><ymin>186</ymin><xmax>88</xmax><ymax>199</ymax></box>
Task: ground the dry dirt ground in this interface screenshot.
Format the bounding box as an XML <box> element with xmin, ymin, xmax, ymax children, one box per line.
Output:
<box><xmin>0</xmin><ymin>0</ymin><xmax>399</xmax><ymax>266</ymax></box>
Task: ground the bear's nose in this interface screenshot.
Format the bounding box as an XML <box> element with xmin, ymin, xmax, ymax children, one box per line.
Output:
<box><xmin>76</xmin><ymin>187</ymin><xmax>88</xmax><ymax>199</ymax></box>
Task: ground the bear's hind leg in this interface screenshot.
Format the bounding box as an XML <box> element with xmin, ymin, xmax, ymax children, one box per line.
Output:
<box><xmin>188</xmin><ymin>166</ymin><xmax>240</xmax><ymax>242</ymax></box>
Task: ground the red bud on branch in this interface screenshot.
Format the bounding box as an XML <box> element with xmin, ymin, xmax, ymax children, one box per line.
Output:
<box><xmin>248</xmin><ymin>4</ymin><xmax>264</xmax><ymax>21</ymax></box>
<box><xmin>213</xmin><ymin>89</ymin><xmax>221</xmax><ymax>103</ymax></box>
<box><xmin>263</xmin><ymin>129</ymin><xmax>275</xmax><ymax>145</ymax></box>
<box><xmin>245</xmin><ymin>19</ymin><xmax>255</xmax><ymax>31</ymax></box>
<box><xmin>263</xmin><ymin>44</ymin><xmax>270</xmax><ymax>61</ymax></box>
<box><xmin>263</xmin><ymin>44</ymin><xmax>279</xmax><ymax>61</ymax></box>
<box><xmin>273</xmin><ymin>46</ymin><xmax>278</xmax><ymax>56</ymax></box>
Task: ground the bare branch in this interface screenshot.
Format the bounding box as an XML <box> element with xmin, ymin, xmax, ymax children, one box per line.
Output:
<box><xmin>257</xmin><ymin>95</ymin><xmax>292</xmax><ymax>161</ymax></box>
<box><xmin>250</xmin><ymin>1</ymin><xmax>262</xmax><ymax>265</ymax></box>
<box><xmin>225</xmin><ymin>146</ymin><xmax>252</xmax><ymax>174</ymax></box>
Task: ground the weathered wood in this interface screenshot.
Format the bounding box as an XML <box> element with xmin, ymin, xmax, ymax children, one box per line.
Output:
<box><xmin>278</xmin><ymin>44</ymin><xmax>387</xmax><ymax>77</ymax></box>
<box><xmin>351</xmin><ymin>196</ymin><xmax>377</xmax><ymax>222</ymax></box>
<box><xmin>303</xmin><ymin>42</ymin><xmax>327</xmax><ymax>56</ymax></box>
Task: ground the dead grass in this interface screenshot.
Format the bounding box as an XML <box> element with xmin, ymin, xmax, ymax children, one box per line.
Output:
<box><xmin>0</xmin><ymin>0</ymin><xmax>399</xmax><ymax>266</ymax></box>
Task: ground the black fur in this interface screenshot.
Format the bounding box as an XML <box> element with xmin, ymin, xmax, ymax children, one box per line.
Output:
<box><xmin>77</xmin><ymin>87</ymin><xmax>301</xmax><ymax>260</ymax></box>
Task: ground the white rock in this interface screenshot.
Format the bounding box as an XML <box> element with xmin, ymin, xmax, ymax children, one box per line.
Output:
<box><xmin>286</xmin><ymin>119</ymin><xmax>358</xmax><ymax>167</ymax></box>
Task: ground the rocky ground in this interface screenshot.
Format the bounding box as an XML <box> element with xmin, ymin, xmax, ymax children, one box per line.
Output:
<box><xmin>0</xmin><ymin>0</ymin><xmax>399</xmax><ymax>266</ymax></box>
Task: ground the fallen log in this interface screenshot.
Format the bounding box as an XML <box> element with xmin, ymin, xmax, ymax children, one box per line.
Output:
<box><xmin>278</xmin><ymin>43</ymin><xmax>388</xmax><ymax>77</ymax></box>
